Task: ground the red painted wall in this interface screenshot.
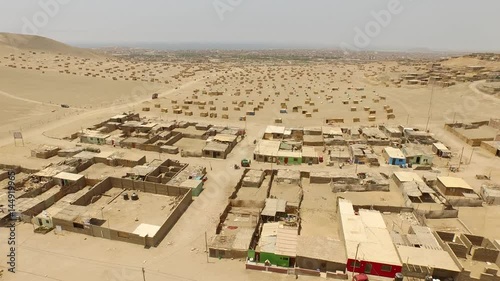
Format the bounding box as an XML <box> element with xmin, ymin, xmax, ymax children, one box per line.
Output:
<box><xmin>346</xmin><ymin>258</ymin><xmax>402</xmax><ymax>278</ymax></box>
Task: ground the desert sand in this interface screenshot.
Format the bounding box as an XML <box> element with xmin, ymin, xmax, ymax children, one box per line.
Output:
<box><xmin>0</xmin><ymin>33</ymin><xmax>499</xmax><ymax>281</ymax></box>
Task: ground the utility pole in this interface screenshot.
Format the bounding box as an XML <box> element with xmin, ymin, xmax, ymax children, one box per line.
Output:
<box><xmin>457</xmin><ymin>147</ymin><xmax>465</xmax><ymax>171</ymax></box>
<box><xmin>205</xmin><ymin>231</ymin><xmax>209</xmax><ymax>263</ymax></box>
<box><xmin>142</xmin><ymin>267</ymin><xmax>146</xmax><ymax>281</ymax></box>
<box><xmin>468</xmin><ymin>147</ymin><xmax>475</xmax><ymax>165</ymax></box>
<box><xmin>352</xmin><ymin>243</ymin><xmax>360</xmax><ymax>279</ymax></box>
<box><xmin>425</xmin><ymin>79</ymin><xmax>435</xmax><ymax>131</ymax></box>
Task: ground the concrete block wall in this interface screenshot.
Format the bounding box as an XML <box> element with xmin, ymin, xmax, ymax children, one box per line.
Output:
<box><xmin>165</xmin><ymin>132</ymin><xmax>182</xmax><ymax>145</ymax></box>
<box><xmin>151</xmin><ymin>191</ymin><xmax>192</xmax><ymax>246</ymax></box>
<box><xmin>449</xmin><ymin>242</ymin><xmax>468</xmax><ymax>258</ymax></box>
<box><xmin>326</xmin><ymin>271</ymin><xmax>349</xmax><ymax>280</ymax></box>
<box><xmin>295</xmin><ymin>268</ymin><xmax>321</xmax><ymax>277</ymax></box>
<box><xmin>465</xmin><ymin>234</ymin><xmax>486</xmax><ymax>247</ymax></box>
<box><xmin>460</xmin><ymin>234</ymin><xmax>473</xmax><ymax>254</ymax></box>
<box><xmin>423</xmin><ymin>209</ymin><xmax>459</xmax><ymax>219</ymax></box>
<box><xmin>472</xmin><ymin>248</ymin><xmax>500</xmax><ymax>263</ymax></box>
<box><xmin>138</xmin><ymin>144</ymin><xmax>161</xmax><ymax>152</ymax></box>
<box><xmin>72</xmin><ymin>177</ymin><xmax>112</xmax><ymax>206</ymax></box>
<box><xmin>436</xmin><ymin>231</ymin><xmax>456</xmax><ymax>242</ymax></box>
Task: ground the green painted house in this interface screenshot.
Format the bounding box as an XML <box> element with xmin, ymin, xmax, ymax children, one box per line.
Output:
<box><xmin>277</xmin><ymin>151</ymin><xmax>302</xmax><ymax>165</ymax></box>
<box><xmin>180</xmin><ymin>179</ymin><xmax>204</xmax><ymax>197</ymax></box>
<box><xmin>254</xmin><ymin>222</ymin><xmax>298</xmax><ymax>267</ymax></box>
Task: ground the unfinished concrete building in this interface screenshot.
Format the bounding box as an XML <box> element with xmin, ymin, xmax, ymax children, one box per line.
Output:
<box><xmin>445</xmin><ymin>121</ymin><xmax>498</xmax><ymax>146</ymax></box>
<box><xmin>209</xmin><ymin>201</ymin><xmax>263</xmax><ymax>259</ymax></box>
<box><xmin>48</xmin><ymin>176</ymin><xmax>192</xmax><ymax>247</ymax></box>
<box><xmin>392</xmin><ymin>225</ymin><xmax>460</xmax><ymax>279</ymax></box>
<box><xmin>435</xmin><ymin>232</ymin><xmax>500</xmax><ymax>281</ymax></box>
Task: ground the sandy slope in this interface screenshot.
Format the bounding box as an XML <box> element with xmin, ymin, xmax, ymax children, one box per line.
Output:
<box><xmin>0</xmin><ymin>32</ymin><xmax>99</xmax><ymax>58</ymax></box>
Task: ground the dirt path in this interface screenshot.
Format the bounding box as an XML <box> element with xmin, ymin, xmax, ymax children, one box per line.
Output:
<box><xmin>0</xmin><ymin>77</ymin><xmax>207</xmax><ymax>148</ymax></box>
<box><xmin>0</xmin><ymin>89</ymin><xmax>64</xmax><ymax>108</ymax></box>
<box><xmin>469</xmin><ymin>80</ymin><xmax>499</xmax><ymax>102</ymax></box>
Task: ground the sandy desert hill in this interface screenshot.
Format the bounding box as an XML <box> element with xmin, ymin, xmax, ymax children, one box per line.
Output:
<box><xmin>0</xmin><ymin>32</ymin><xmax>99</xmax><ymax>58</ymax></box>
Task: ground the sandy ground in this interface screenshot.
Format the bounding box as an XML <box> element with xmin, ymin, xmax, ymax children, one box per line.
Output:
<box><xmin>0</xmin><ymin>34</ymin><xmax>499</xmax><ymax>280</ymax></box>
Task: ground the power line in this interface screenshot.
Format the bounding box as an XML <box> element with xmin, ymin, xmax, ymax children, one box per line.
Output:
<box><xmin>20</xmin><ymin>246</ymin><xmax>196</xmax><ymax>281</ymax></box>
<box><xmin>12</xmin><ymin>269</ymin><xmax>64</xmax><ymax>281</ymax></box>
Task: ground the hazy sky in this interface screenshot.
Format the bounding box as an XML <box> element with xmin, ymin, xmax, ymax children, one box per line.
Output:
<box><xmin>1</xmin><ymin>0</ymin><xmax>499</xmax><ymax>51</ymax></box>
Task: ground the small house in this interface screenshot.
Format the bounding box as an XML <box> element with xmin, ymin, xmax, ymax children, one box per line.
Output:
<box><xmin>80</xmin><ymin>131</ymin><xmax>109</xmax><ymax>145</ymax></box>
<box><xmin>203</xmin><ymin>141</ymin><xmax>230</xmax><ymax>159</ymax></box>
<box><xmin>212</xmin><ymin>134</ymin><xmax>238</xmax><ymax>151</ymax></box>
<box><xmin>383</xmin><ymin>147</ymin><xmax>406</xmax><ymax>166</ymax></box>
<box><xmin>254</xmin><ymin>222</ymin><xmax>298</xmax><ymax>267</ymax></box>
<box><xmin>432</xmin><ymin>143</ymin><xmax>452</xmax><ymax>158</ymax></box>
<box><xmin>31</xmin><ymin>145</ymin><xmax>60</xmax><ymax>159</ymax></box>
<box><xmin>277</xmin><ymin>150</ymin><xmax>302</xmax><ymax>165</ymax></box>
<box><xmin>263</xmin><ymin>126</ymin><xmax>285</xmax><ymax>140</ymax></box>
<box><xmin>53</xmin><ymin>172</ymin><xmax>85</xmax><ymax>189</ymax></box>
<box><xmin>436</xmin><ymin>176</ymin><xmax>474</xmax><ymax>196</ymax></box>
<box><xmin>302</xmin><ymin>146</ymin><xmax>319</xmax><ymax>164</ymax></box>
<box><xmin>254</xmin><ymin>140</ymin><xmax>280</xmax><ymax>163</ymax></box>
<box><xmin>401</xmin><ymin>146</ymin><xmax>433</xmax><ymax>165</ymax></box>
<box><xmin>180</xmin><ymin>179</ymin><xmax>204</xmax><ymax>197</ymax></box>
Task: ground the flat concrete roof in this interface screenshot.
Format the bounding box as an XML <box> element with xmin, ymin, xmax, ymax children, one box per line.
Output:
<box><xmin>35</xmin><ymin>165</ymin><xmax>72</xmax><ymax>178</ymax></box>
<box><xmin>302</xmin><ymin>146</ymin><xmax>318</xmax><ymax>158</ymax></box>
<box><xmin>82</xmin><ymin>130</ymin><xmax>110</xmax><ymax>138</ymax></box>
<box><xmin>384</xmin><ymin>147</ymin><xmax>405</xmax><ymax>159</ymax></box>
<box><xmin>393</xmin><ymin>172</ymin><xmax>424</xmax><ymax>183</ymax></box>
<box><xmin>174</xmin><ymin>126</ymin><xmax>207</xmax><ymax>136</ymax></box>
<box><xmin>54</xmin><ymin>172</ymin><xmax>84</xmax><ymax>181</ymax></box>
<box><xmin>339</xmin><ymin>199</ymin><xmax>402</xmax><ymax>266</ymax></box>
<box><xmin>121</xmin><ymin>137</ymin><xmax>149</xmax><ymax>144</ymax></box>
<box><xmin>213</xmin><ymin>134</ymin><xmax>237</xmax><ymax>143</ymax></box>
<box><xmin>277</xmin><ymin>150</ymin><xmax>302</xmax><ymax>158</ymax></box>
<box><xmin>296</xmin><ymin>236</ymin><xmax>346</xmax><ymax>264</ymax></box>
<box><xmin>203</xmin><ymin>141</ymin><xmax>229</xmax><ymax>152</ymax></box>
<box><xmin>322</xmin><ymin>126</ymin><xmax>343</xmax><ymax>136</ymax></box>
<box><xmin>179</xmin><ymin>179</ymin><xmax>203</xmax><ymax>189</ymax></box>
<box><xmin>255</xmin><ymin>140</ymin><xmax>281</xmax><ymax>156</ymax></box>
<box><xmin>437</xmin><ymin>176</ymin><xmax>473</xmax><ymax>190</ymax></box>
<box><xmin>133</xmin><ymin>223</ymin><xmax>161</xmax><ymax>237</ymax></box>
<box><xmin>265</xmin><ymin>125</ymin><xmax>286</xmax><ymax>134</ymax></box>
<box><xmin>396</xmin><ymin>246</ymin><xmax>460</xmax><ymax>272</ymax></box>
<box><xmin>455</xmin><ymin>126</ymin><xmax>497</xmax><ymax>140</ymax></box>
<box><xmin>433</xmin><ymin>142</ymin><xmax>450</xmax><ymax>151</ymax></box>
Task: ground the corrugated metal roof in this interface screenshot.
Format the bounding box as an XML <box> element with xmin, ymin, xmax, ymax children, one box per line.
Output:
<box><xmin>433</xmin><ymin>142</ymin><xmax>450</xmax><ymax>151</ymax></box>
<box><xmin>261</xmin><ymin>199</ymin><xmax>287</xmax><ymax>217</ymax></box>
<box><xmin>275</xmin><ymin>228</ymin><xmax>298</xmax><ymax>257</ymax></box>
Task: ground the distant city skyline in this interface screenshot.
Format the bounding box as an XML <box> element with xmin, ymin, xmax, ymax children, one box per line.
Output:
<box><xmin>1</xmin><ymin>0</ymin><xmax>499</xmax><ymax>52</ymax></box>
